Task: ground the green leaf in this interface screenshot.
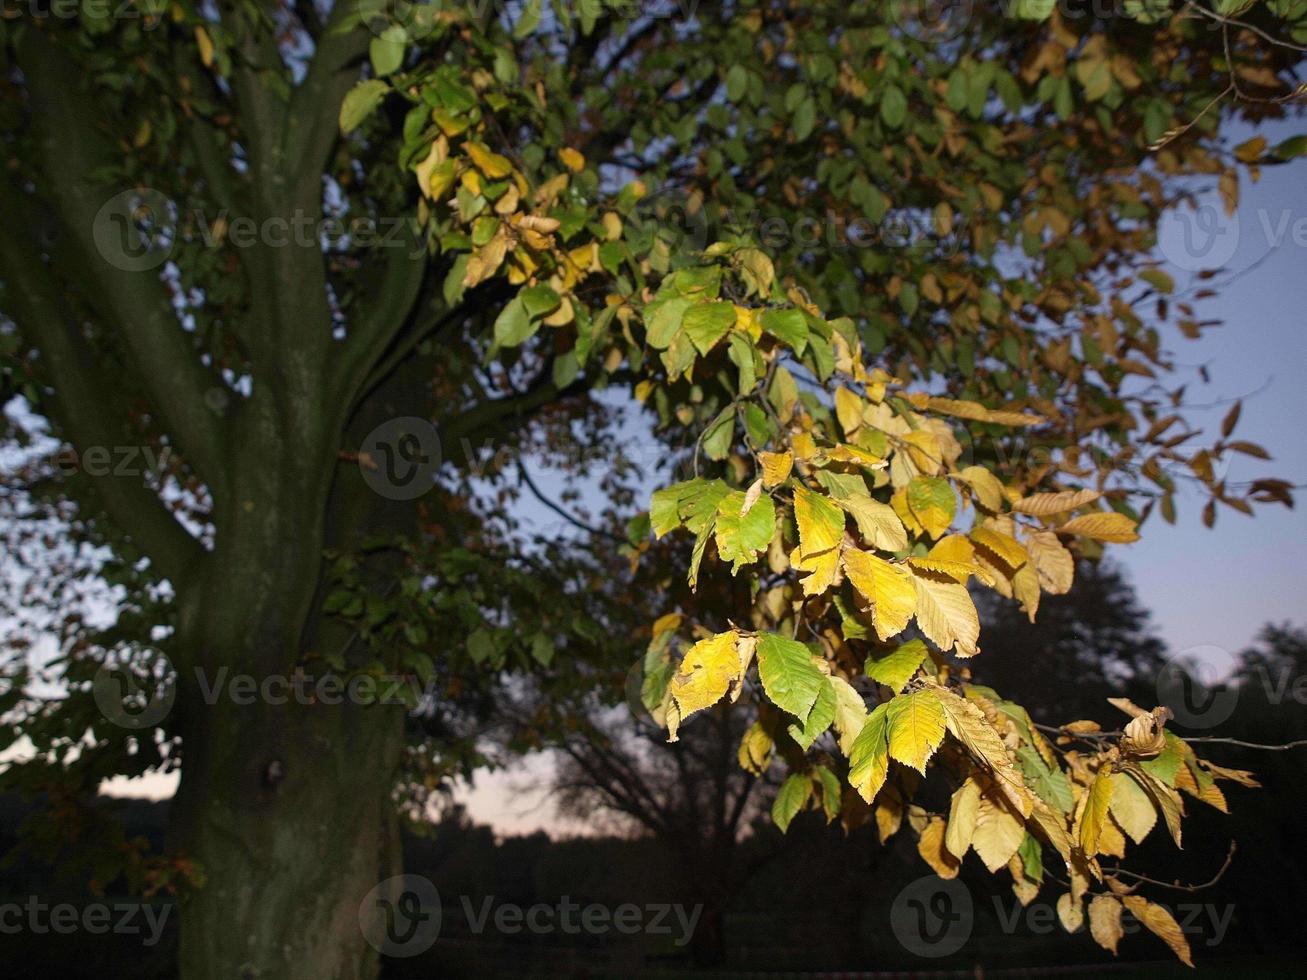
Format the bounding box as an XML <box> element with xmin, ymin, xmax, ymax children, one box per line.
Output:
<box><xmin>760</xmin><ymin>308</ymin><xmax>810</xmax><ymax>354</ymax></box>
<box><xmin>339</xmin><ymin>79</ymin><xmax>390</xmax><ymax>133</ymax></box>
<box><xmin>513</xmin><ymin>0</ymin><xmax>541</xmax><ymax>38</ymax></box>
<box><xmin>1018</xmin><ymin>832</ymin><xmax>1044</xmax><ymax>884</ymax></box>
<box><xmin>772</xmin><ymin>772</ymin><xmax>811</xmax><ymax>832</ymax></box>
<box><xmin>701</xmin><ymin>406</ymin><xmax>736</xmax><ymax>461</ymax></box>
<box><xmin>493</xmin><ymin>296</ymin><xmax>537</xmax><ymax>347</ymax></box>
<box><xmin>792</xmin><ymin>95</ymin><xmax>817</xmax><ymax>141</ymax></box>
<box><xmin>1139</xmin><ymin>269</ymin><xmax>1174</xmax><ymax>294</ymax></box>
<box><xmin>726</xmin><ymin>64</ymin><xmax>749</xmax><ymax>103</ymax></box>
<box><xmin>714</xmin><ymin>491</ymin><xmax>775</xmax><ymax>572</ymax></box>
<box><xmin>369</xmin><ymin>27</ymin><xmax>406</xmax><ymax>77</ymax></box>
<box><xmin>521</xmin><ymin>284</ymin><xmax>561</xmax><ymax>318</ymax></box>
<box><xmin>727</xmin><ymin>332</ymin><xmax>758</xmax><ymax>393</ymax></box>
<box><xmin>865</xmin><ymin>639</ymin><xmax>929</xmax><ymax>693</ymax></box>
<box><xmin>646</xmin><ymin>296</ymin><xmax>691</xmax><ymax>349</ymax></box>
<box><xmin>682</xmin><ymin>301</ymin><xmax>737</xmax><ymax>354</ymax></box>
<box><xmin>467</xmin><ymin>628</ymin><xmax>495</xmax><ymax>664</ymax></box>
<box><xmin>757</xmin><ymin>633</ymin><xmax>825</xmax><ymax>723</ymax></box>
<box><xmin>1017</xmin><ymin>745</ymin><xmax>1074</xmax><ymax>814</ymax></box>
<box><xmin>788</xmin><ymin>676</ymin><xmax>836</xmax><ymax>750</ymax></box>
<box><xmin>881</xmin><ymin>85</ymin><xmax>907</xmax><ymax>128</ymax></box>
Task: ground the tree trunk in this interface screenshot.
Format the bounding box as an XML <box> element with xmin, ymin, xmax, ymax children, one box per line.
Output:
<box><xmin>166</xmin><ymin>374</ymin><xmax>426</xmax><ymax>980</ymax></box>
<box><xmin>170</xmin><ymin>665</ymin><xmax>406</xmax><ymax>980</ymax></box>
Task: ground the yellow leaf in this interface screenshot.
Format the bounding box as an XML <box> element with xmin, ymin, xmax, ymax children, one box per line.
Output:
<box><xmin>972</xmin><ymin>788</ymin><xmax>1026</xmax><ymax>872</ymax></box>
<box><xmin>737</xmin><ymin>721</ymin><xmax>774</xmax><ymax>775</ymax></box>
<box><xmin>1108</xmin><ymin>772</ymin><xmax>1156</xmax><ymax>844</ymax></box>
<box><xmin>842</xmin><ymin>548</ymin><xmax>917</xmax><ymax>640</ymax></box>
<box><xmin>1089</xmin><ymin>895</ymin><xmax>1124</xmax><ymax>955</ymax></box>
<box><xmin>1079</xmin><ymin>769</ymin><xmax>1115</xmax><ymax>856</ymax></box>
<box><xmin>463</xmin><ymin>231</ymin><xmax>510</xmax><ymax>287</ymax></box>
<box><xmin>195</xmin><ymin>26</ymin><xmax>214</xmax><ymax>68</ymax></box>
<box><xmin>849</xmin><ymin>702</ymin><xmax>891</xmax><ymax>803</ymax></box>
<box><xmin>830</xmin><ymin>676</ymin><xmax>867</xmax><ymax>756</ymax></box>
<box><xmin>934</xmin><ymin>687</ymin><xmax>1030</xmax><ymax>816</ymax></box>
<box><xmin>1057</xmin><ymin>893</ymin><xmax>1084</xmax><ymax>933</ymax></box>
<box><xmin>669</xmin><ymin>631</ymin><xmax>741</xmax><ymax>720</ymax></box>
<box><xmin>559</xmin><ymin>146</ymin><xmax>585</xmax><ymax>172</ymax></box>
<box><xmin>902</xmin><ymin>429</ymin><xmax>944</xmax><ymax>475</ymax></box>
<box><xmin>911</xmin><ymin>569</ymin><xmax>980</xmax><ymax>657</ymax></box>
<box><xmin>1121</xmin><ymin>762</ymin><xmax>1184</xmax><ymax>847</ymax></box>
<box><xmin>1060</xmin><ymin>511</ymin><xmax>1139</xmax><ymax>543</ymax></box>
<box><xmin>958</xmin><ymin>465</ymin><xmax>1006</xmax><ymax>512</ymax></box>
<box><xmin>759</xmin><ymin>451</ymin><xmax>793</xmax><ymax>488</ymax></box>
<box><xmin>838</xmin><ymin>494</ymin><xmax>908</xmax><ymax>552</ymax></box>
<box><xmin>917</xmin><ymin>816</ymin><xmax>961</xmax><ymax>879</ymax></box>
<box><xmin>1012</xmin><ymin>488</ymin><xmax>1101</xmax><ymax>516</ymax></box>
<box><xmin>834</xmin><ymin>387</ymin><xmax>863</xmax><ymax>437</ymax></box>
<box><xmin>970</xmin><ymin>527</ymin><xmax>1028</xmax><ymax>571</ymax></box>
<box><xmin>928</xmin><ymin>533</ymin><xmax>974</xmax><ymax>565</ymax></box>
<box><xmin>886</xmin><ymin>689</ymin><xmax>946</xmax><ymax>774</ymax></box>
<box><xmin>875</xmin><ymin>785</ymin><xmax>905</xmax><ymax>842</ymax></box>
<box><xmin>1121</xmin><ymin>895</ymin><xmax>1194</xmax><ymax>967</ymax></box>
<box><xmin>465</xmin><ymin>140</ymin><xmax>514</xmax><ymax>179</ymax></box>
<box><xmin>793</xmin><ymin>486</ymin><xmax>846</xmax><ymax>596</ymax></box>
<box><xmin>1029</xmin><ymin>797</ymin><xmax>1073</xmax><ymax>866</ymax></box>
<box><xmin>906</xmin><ymin>556</ymin><xmax>973</xmax><ymax>583</ymax></box>
<box><xmin>945</xmin><ymin>777</ymin><xmax>982</xmax><ymax>859</ymax></box>
<box><xmin>790</xmin><ymin>430</ymin><xmax>816</xmax><ymax>459</ymax></box>
<box><xmin>1024</xmin><ymin>530</ymin><xmax>1075</xmax><ymax>594</ymax></box>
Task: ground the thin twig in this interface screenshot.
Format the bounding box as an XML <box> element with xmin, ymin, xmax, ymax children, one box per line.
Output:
<box><xmin>1184</xmin><ymin>736</ymin><xmax>1307</xmax><ymax>751</ymax></box>
<box><xmin>518</xmin><ymin>462</ymin><xmax>625</xmax><ymax>543</ymax></box>
<box><xmin>1109</xmin><ymin>841</ymin><xmax>1237</xmax><ymax>893</ymax></box>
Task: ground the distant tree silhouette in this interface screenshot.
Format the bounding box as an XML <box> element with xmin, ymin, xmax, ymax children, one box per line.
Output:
<box><xmin>973</xmin><ymin>561</ymin><xmax>1168</xmax><ymax>724</ymax></box>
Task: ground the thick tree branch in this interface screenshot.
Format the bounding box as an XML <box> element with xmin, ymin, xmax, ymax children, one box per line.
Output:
<box><xmin>285</xmin><ymin>3</ymin><xmax>371</xmax><ymax>200</ymax></box>
<box><xmin>16</xmin><ymin>33</ymin><xmax>229</xmax><ymax>498</ymax></box>
<box><xmin>0</xmin><ymin>183</ymin><xmax>206</xmax><ymax>588</ymax></box>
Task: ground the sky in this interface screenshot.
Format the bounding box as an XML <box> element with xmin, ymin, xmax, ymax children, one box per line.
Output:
<box><xmin>9</xmin><ymin>122</ymin><xmax>1305</xmax><ymax>838</ymax></box>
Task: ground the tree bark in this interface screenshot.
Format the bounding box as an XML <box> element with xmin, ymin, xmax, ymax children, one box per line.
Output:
<box><xmin>171</xmin><ymin>689</ymin><xmax>405</xmax><ymax>980</ymax></box>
